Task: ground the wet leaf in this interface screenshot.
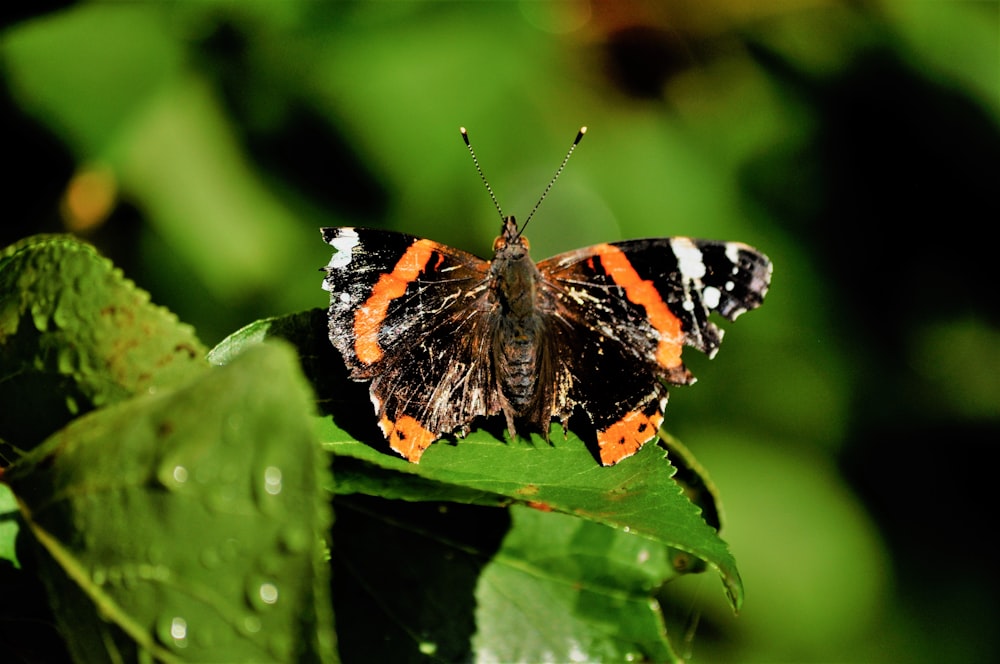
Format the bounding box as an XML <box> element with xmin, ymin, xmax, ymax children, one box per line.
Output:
<box><xmin>2</xmin><ymin>343</ymin><xmax>335</xmax><ymax>663</ymax></box>
<box><xmin>0</xmin><ymin>235</ymin><xmax>207</xmax><ymax>456</ymax></box>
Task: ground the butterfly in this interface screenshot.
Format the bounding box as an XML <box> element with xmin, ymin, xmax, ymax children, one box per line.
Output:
<box><xmin>321</xmin><ymin>127</ymin><xmax>771</xmax><ymax>465</ymax></box>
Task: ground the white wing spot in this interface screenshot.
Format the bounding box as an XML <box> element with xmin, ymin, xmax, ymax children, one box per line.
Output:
<box><xmin>725</xmin><ymin>242</ymin><xmax>743</xmax><ymax>265</ymax></box>
<box><xmin>670</xmin><ymin>238</ymin><xmax>706</xmax><ymax>279</ymax></box>
<box><xmin>339</xmin><ymin>292</ymin><xmax>351</xmax><ymax>304</ymax></box>
<box><xmin>703</xmin><ymin>286</ymin><xmax>721</xmax><ymax>309</ymax></box>
<box><xmin>725</xmin><ymin>280</ymin><xmax>735</xmax><ymax>291</ymax></box>
<box><xmin>326</xmin><ymin>229</ymin><xmax>360</xmax><ymax>269</ymax></box>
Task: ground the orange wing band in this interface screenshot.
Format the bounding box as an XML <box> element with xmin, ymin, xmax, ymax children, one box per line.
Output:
<box><xmin>353</xmin><ymin>239</ymin><xmax>437</xmax><ymax>365</ymax></box>
<box><xmin>379</xmin><ymin>414</ymin><xmax>438</xmax><ymax>463</ymax></box>
<box><xmin>594</xmin><ymin>244</ymin><xmax>685</xmax><ymax>369</ymax></box>
<box><xmin>596</xmin><ymin>407</ymin><xmax>665</xmax><ymax>466</ymax></box>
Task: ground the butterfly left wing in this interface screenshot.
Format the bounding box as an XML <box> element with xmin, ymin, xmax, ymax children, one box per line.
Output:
<box><xmin>321</xmin><ymin>227</ymin><xmax>501</xmax><ymax>462</ymax></box>
<box><xmin>537</xmin><ymin>237</ymin><xmax>772</xmax><ymax>464</ymax></box>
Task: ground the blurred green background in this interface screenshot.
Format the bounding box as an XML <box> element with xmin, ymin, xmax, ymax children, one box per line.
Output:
<box><xmin>2</xmin><ymin>1</ymin><xmax>997</xmax><ymax>662</ymax></box>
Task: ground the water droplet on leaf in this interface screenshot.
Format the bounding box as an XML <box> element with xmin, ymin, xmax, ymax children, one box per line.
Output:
<box><xmin>157</xmin><ymin>614</ymin><xmax>189</xmax><ymax>650</ymax></box>
<box><xmin>259</xmin><ymin>582</ymin><xmax>279</xmax><ymax>605</ymax></box>
<box><xmin>264</xmin><ymin>466</ymin><xmax>282</xmax><ymax>495</ymax></box>
<box><xmin>247</xmin><ymin>577</ymin><xmax>280</xmax><ymax>610</ymax></box>
<box><xmin>170</xmin><ymin>617</ymin><xmax>188</xmax><ymax>646</ymax></box>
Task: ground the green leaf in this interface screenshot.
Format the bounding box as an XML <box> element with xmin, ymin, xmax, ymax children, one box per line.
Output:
<box><xmin>324</xmin><ymin>420</ymin><xmax>743</xmax><ymax>612</ymax></box>
<box><xmin>2</xmin><ymin>342</ymin><xmax>335</xmax><ymax>663</ymax></box>
<box><xmin>0</xmin><ymin>483</ymin><xmax>19</xmax><ymax>568</ymax></box>
<box><xmin>473</xmin><ymin>505</ymin><xmax>680</xmax><ymax>662</ymax></box>
<box><xmin>0</xmin><ymin>234</ymin><xmax>207</xmax><ymax>456</ymax></box>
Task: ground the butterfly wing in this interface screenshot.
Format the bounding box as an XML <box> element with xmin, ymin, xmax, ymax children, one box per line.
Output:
<box><xmin>321</xmin><ymin>228</ymin><xmax>500</xmax><ymax>462</ymax></box>
<box><xmin>537</xmin><ymin>237</ymin><xmax>772</xmax><ymax>464</ymax></box>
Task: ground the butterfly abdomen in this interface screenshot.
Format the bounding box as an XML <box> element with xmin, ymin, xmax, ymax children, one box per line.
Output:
<box><xmin>494</xmin><ymin>316</ymin><xmax>540</xmax><ymax>407</ymax></box>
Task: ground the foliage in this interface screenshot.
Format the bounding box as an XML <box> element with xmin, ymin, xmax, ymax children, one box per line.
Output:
<box><xmin>1</xmin><ymin>233</ymin><xmax>734</xmax><ymax>660</ymax></box>
<box><xmin>1</xmin><ymin>236</ymin><xmax>334</xmax><ymax>662</ymax></box>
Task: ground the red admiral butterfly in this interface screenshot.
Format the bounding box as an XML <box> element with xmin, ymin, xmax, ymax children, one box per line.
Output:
<box><xmin>321</xmin><ymin>128</ymin><xmax>771</xmax><ymax>465</ymax></box>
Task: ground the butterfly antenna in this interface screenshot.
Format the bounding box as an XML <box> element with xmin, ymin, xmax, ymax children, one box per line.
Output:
<box><xmin>460</xmin><ymin>127</ymin><xmax>505</xmax><ymax>223</ymax></box>
<box><xmin>520</xmin><ymin>126</ymin><xmax>587</xmax><ymax>236</ymax></box>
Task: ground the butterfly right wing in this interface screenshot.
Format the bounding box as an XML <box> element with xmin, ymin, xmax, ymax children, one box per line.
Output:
<box><xmin>321</xmin><ymin>227</ymin><xmax>500</xmax><ymax>462</ymax></box>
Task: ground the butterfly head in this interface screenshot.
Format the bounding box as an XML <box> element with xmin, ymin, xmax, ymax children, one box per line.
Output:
<box><xmin>493</xmin><ymin>216</ymin><xmax>530</xmax><ymax>258</ymax></box>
